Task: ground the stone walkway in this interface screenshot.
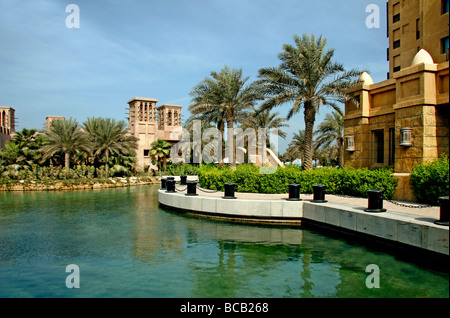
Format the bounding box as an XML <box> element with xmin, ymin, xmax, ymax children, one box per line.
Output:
<box><xmin>172</xmin><ymin>184</ymin><xmax>441</xmax><ymax>221</ymax></box>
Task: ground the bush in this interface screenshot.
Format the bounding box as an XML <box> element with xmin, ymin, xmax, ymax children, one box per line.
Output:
<box><xmin>410</xmin><ymin>155</ymin><xmax>449</xmax><ymax>205</ymax></box>
<box><xmin>164</xmin><ymin>163</ymin><xmax>200</xmax><ymax>176</ymax></box>
<box><xmin>197</xmin><ymin>164</ymin><xmax>398</xmax><ymax>199</ymax></box>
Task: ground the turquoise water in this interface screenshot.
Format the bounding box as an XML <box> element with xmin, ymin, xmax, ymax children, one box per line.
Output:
<box><xmin>0</xmin><ymin>185</ymin><xmax>448</xmax><ymax>298</ymax></box>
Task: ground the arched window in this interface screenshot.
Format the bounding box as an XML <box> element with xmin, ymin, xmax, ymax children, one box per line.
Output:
<box><xmin>2</xmin><ymin>111</ymin><xmax>6</xmax><ymax>127</ymax></box>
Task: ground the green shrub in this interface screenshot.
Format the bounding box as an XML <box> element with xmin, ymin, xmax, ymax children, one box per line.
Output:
<box><xmin>410</xmin><ymin>155</ymin><xmax>449</xmax><ymax>205</ymax></box>
<box><xmin>165</xmin><ymin>163</ymin><xmax>200</xmax><ymax>176</ymax></box>
<box><xmin>197</xmin><ymin>164</ymin><xmax>398</xmax><ymax>199</ymax></box>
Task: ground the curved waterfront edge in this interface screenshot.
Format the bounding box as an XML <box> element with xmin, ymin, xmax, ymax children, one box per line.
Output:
<box><xmin>158</xmin><ymin>189</ymin><xmax>450</xmax><ymax>258</ymax></box>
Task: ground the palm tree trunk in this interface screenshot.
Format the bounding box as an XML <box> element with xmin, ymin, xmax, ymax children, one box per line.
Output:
<box><xmin>218</xmin><ymin>121</ymin><xmax>225</xmax><ymax>164</ymax></box>
<box><xmin>303</xmin><ymin>104</ymin><xmax>316</xmax><ymax>170</ymax></box>
<box><xmin>104</xmin><ymin>150</ymin><xmax>110</xmax><ymax>176</ymax></box>
<box><xmin>338</xmin><ymin>137</ymin><xmax>344</xmax><ymax>167</ymax></box>
<box><xmin>64</xmin><ymin>152</ymin><xmax>70</xmax><ymax>170</ymax></box>
<box><xmin>226</xmin><ymin>118</ymin><xmax>236</xmax><ymax>169</ymax></box>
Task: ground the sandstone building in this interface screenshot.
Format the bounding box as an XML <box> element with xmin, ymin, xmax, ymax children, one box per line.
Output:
<box><xmin>127</xmin><ymin>97</ymin><xmax>182</xmax><ymax>168</ymax></box>
<box><xmin>0</xmin><ymin>106</ymin><xmax>15</xmax><ymax>148</ymax></box>
<box><xmin>46</xmin><ymin>116</ymin><xmax>66</xmax><ymax>130</ymax></box>
<box><xmin>344</xmin><ymin>0</ymin><xmax>449</xmax><ymax>200</ymax></box>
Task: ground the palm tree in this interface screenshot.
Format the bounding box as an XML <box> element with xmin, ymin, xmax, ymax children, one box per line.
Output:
<box><xmin>5</xmin><ymin>128</ymin><xmax>44</xmax><ymax>167</ymax></box>
<box><xmin>0</xmin><ymin>142</ymin><xmax>25</xmax><ymax>166</ymax></box>
<box><xmin>314</xmin><ymin>110</ymin><xmax>344</xmax><ymax>167</ymax></box>
<box><xmin>186</xmin><ymin>108</ymin><xmax>226</xmax><ymax>164</ymax></box>
<box><xmin>257</xmin><ymin>33</ymin><xmax>361</xmax><ymax>170</ymax></box>
<box><xmin>83</xmin><ymin>117</ymin><xmax>138</xmax><ymax>174</ymax></box>
<box><xmin>41</xmin><ymin>118</ymin><xmax>91</xmax><ymax>169</ymax></box>
<box><xmin>240</xmin><ymin>106</ymin><xmax>288</xmax><ymax>164</ymax></box>
<box><xmin>189</xmin><ymin>65</ymin><xmax>262</xmax><ymax>167</ymax></box>
<box><xmin>241</xmin><ymin>106</ymin><xmax>288</xmax><ymax>144</ymax></box>
<box><xmin>150</xmin><ymin>139</ymin><xmax>172</xmax><ymax>175</ymax></box>
<box><xmin>285</xmin><ymin>129</ymin><xmax>306</xmax><ymax>163</ymax></box>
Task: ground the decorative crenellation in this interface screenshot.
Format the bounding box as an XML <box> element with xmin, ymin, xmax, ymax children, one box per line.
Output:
<box><xmin>127</xmin><ymin>98</ymin><xmax>182</xmax><ymax>130</ymax></box>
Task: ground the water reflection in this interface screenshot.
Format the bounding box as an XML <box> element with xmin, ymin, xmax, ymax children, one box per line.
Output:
<box><xmin>0</xmin><ymin>186</ymin><xmax>448</xmax><ymax>298</ymax></box>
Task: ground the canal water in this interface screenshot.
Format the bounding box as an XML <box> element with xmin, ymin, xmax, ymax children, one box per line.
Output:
<box><xmin>0</xmin><ymin>185</ymin><xmax>448</xmax><ymax>298</ymax></box>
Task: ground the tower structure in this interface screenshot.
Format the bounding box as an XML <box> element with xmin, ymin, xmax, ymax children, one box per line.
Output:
<box><xmin>0</xmin><ymin>106</ymin><xmax>15</xmax><ymax>148</ymax></box>
<box><xmin>127</xmin><ymin>98</ymin><xmax>182</xmax><ymax>168</ymax></box>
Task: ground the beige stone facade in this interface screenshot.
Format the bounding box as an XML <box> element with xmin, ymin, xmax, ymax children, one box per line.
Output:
<box><xmin>344</xmin><ymin>0</ymin><xmax>449</xmax><ymax>201</ymax></box>
<box><xmin>127</xmin><ymin>97</ymin><xmax>182</xmax><ymax>168</ymax></box>
<box><xmin>388</xmin><ymin>0</ymin><xmax>449</xmax><ymax>77</ymax></box>
<box><xmin>0</xmin><ymin>106</ymin><xmax>15</xmax><ymax>148</ymax></box>
<box><xmin>45</xmin><ymin>116</ymin><xmax>66</xmax><ymax>130</ymax></box>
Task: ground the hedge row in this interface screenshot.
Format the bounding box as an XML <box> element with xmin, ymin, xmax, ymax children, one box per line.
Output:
<box><xmin>197</xmin><ymin>164</ymin><xmax>399</xmax><ymax>199</ymax></box>
<box><xmin>410</xmin><ymin>155</ymin><xmax>449</xmax><ymax>205</ymax></box>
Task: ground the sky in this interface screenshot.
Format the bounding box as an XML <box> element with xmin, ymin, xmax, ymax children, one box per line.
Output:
<box><xmin>0</xmin><ymin>0</ymin><xmax>389</xmax><ymax>153</ymax></box>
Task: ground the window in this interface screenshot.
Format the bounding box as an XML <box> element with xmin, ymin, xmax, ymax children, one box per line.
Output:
<box><xmin>393</xmin><ymin>2</ymin><xmax>400</xmax><ymax>24</ymax></box>
<box><xmin>393</xmin><ymin>54</ymin><xmax>401</xmax><ymax>72</ymax></box>
<box><xmin>389</xmin><ymin>128</ymin><xmax>395</xmax><ymax>165</ymax></box>
<box><xmin>387</xmin><ymin>48</ymin><xmax>390</xmax><ymax>61</ymax></box>
<box><xmin>416</xmin><ymin>19</ymin><xmax>420</xmax><ymax>40</ymax></box>
<box><xmin>393</xmin><ymin>39</ymin><xmax>401</xmax><ymax>49</ymax></box>
<box><xmin>393</xmin><ymin>13</ymin><xmax>400</xmax><ymax>23</ymax></box>
<box><xmin>373</xmin><ymin>130</ymin><xmax>384</xmax><ymax>164</ymax></box>
<box><xmin>441</xmin><ymin>36</ymin><xmax>449</xmax><ymax>57</ymax></box>
<box><xmin>442</xmin><ymin>0</ymin><xmax>449</xmax><ymax>14</ymax></box>
<box><xmin>144</xmin><ymin>149</ymin><xmax>150</xmax><ymax>157</ymax></box>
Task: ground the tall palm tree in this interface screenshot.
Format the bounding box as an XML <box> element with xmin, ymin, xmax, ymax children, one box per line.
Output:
<box><xmin>189</xmin><ymin>65</ymin><xmax>262</xmax><ymax>167</ymax></box>
<box><xmin>150</xmin><ymin>139</ymin><xmax>172</xmax><ymax>175</ymax></box>
<box><xmin>314</xmin><ymin>110</ymin><xmax>344</xmax><ymax>167</ymax></box>
<box><xmin>41</xmin><ymin>118</ymin><xmax>91</xmax><ymax>169</ymax></box>
<box><xmin>257</xmin><ymin>33</ymin><xmax>361</xmax><ymax>170</ymax></box>
<box><xmin>83</xmin><ymin>117</ymin><xmax>138</xmax><ymax>174</ymax></box>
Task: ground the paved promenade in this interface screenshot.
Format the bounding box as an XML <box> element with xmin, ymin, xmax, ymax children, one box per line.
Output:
<box><xmin>173</xmin><ymin>184</ymin><xmax>441</xmax><ymax>222</ymax></box>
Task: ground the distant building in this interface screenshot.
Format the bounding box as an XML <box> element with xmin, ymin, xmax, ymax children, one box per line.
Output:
<box><xmin>127</xmin><ymin>97</ymin><xmax>182</xmax><ymax>168</ymax></box>
<box><xmin>46</xmin><ymin>116</ymin><xmax>66</xmax><ymax>130</ymax></box>
<box><xmin>0</xmin><ymin>106</ymin><xmax>15</xmax><ymax>148</ymax></box>
<box><xmin>344</xmin><ymin>0</ymin><xmax>449</xmax><ymax>201</ymax></box>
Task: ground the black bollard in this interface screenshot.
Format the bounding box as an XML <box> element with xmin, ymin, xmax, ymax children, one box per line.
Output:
<box><xmin>311</xmin><ymin>184</ymin><xmax>327</xmax><ymax>203</ymax></box>
<box><xmin>180</xmin><ymin>175</ymin><xmax>187</xmax><ymax>185</ymax></box>
<box><xmin>160</xmin><ymin>178</ymin><xmax>167</xmax><ymax>190</ymax></box>
<box><xmin>287</xmin><ymin>184</ymin><xmax>301</xmax><ymax>201</ymax></box>
<box><xmin>223</xmin><ymin>183</ymin><xmax>236</xmax><ymax>199</ymax></box>
<box><xmin>186</xmin><ymin>181</ymin><xmax>198</xmax><ymax>196</ymax></box>
<box><xmin>435</xmin><ymin>196</ymin><xmax>449</xmax><ymax>226</ymax></box>
<box><xmin>166</xmin><ymin>179</ymin><xmax>176</xmax><ymax>193</ymax></box>
<box><xmin>364</xmin><ymin>189</ymin><xmax>386</xmax><ymax>212</ymax></box>
<box><xmin>166</xmin><ymin>176</ymin><xmax>175</xmax><ymax>181</ymax></box>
